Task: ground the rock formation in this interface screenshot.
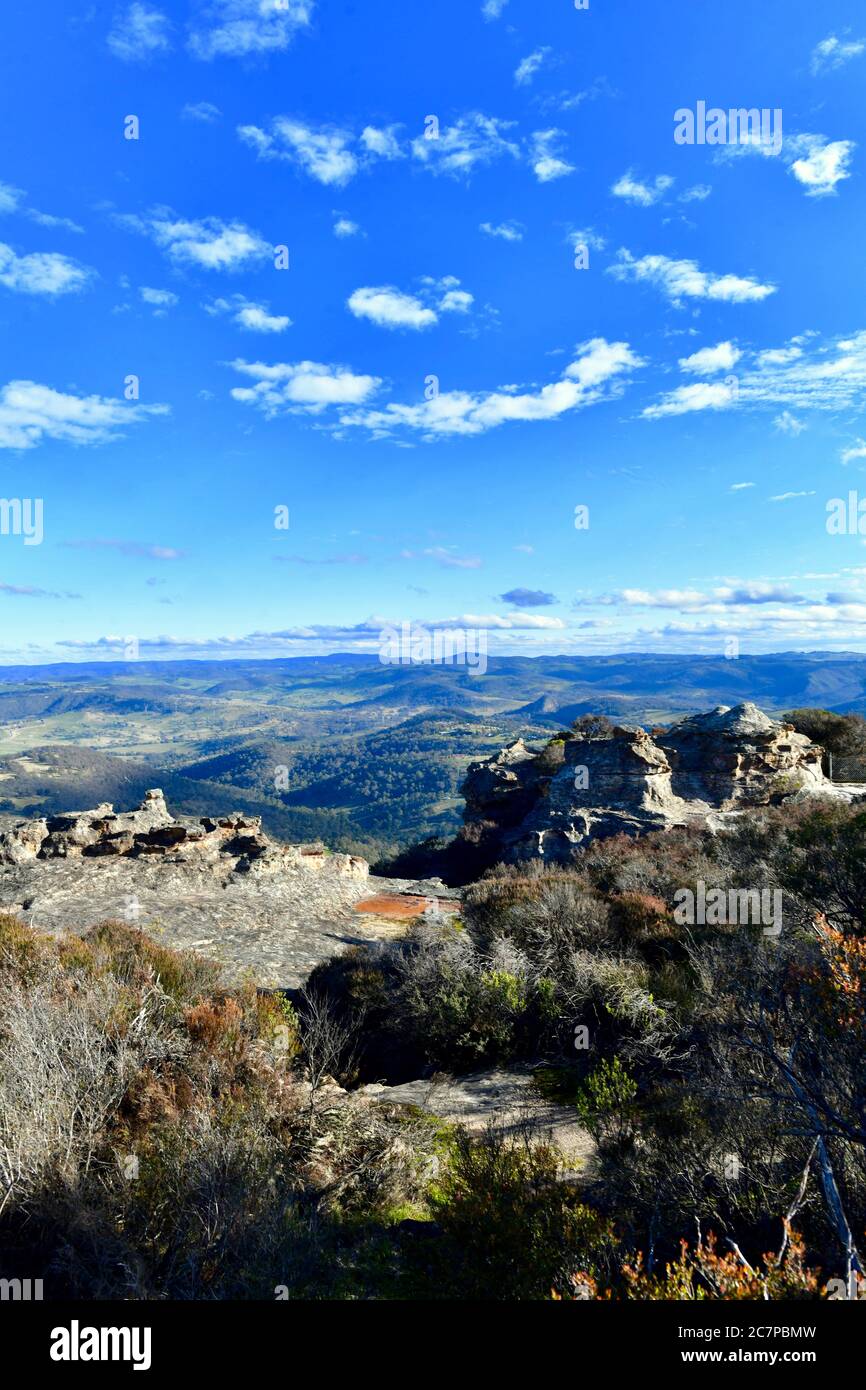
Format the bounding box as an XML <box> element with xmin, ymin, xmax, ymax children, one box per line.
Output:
<box><xmin>0</xmin><ymin>788</ymin><xmax>367</xmax><ymax>878</ymax></box>
<box><xmin>0</xmin><ymin>791</ymin><xmax>450</xmax><ymax>987</ymax></box>
<box><xmin>457</xmin><ymin>702</ymin><xmax>863</xmax><ymax>867</ymax></box>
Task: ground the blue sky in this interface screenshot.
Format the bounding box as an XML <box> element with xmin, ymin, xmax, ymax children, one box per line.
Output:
<box><xmin>1</xmin><ymin>0</ymin><xmax>866</xmax><ymax>664</ymax></box>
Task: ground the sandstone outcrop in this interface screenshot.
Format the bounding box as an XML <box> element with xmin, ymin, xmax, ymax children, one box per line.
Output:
<box><xmin>0</xmin><ymin>788</ymin><xmax>368</xmax><ymax>879</ymax></box>
<box><xmin>457</xmin><ymin>702</ymin><xmax>863</xmax><ymax>866</ymax></box>
<box><xmin>0</xmin><ymin>791</ymin><xmax>450</xmax><ymax>987</ymax></box>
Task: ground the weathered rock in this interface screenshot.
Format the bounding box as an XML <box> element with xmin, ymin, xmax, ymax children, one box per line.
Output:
<box><xmin>361</xmin><ymin>1067</ymin><xmax>595</xmax><ymax>1170</ymax></box>
<box><xmin>0</xmin><ymin>790</ymin><xmax>440</xmax><ymax>987</ymax></box>
<box><xmin>659</xmin><ymin>702</ymin><xmax>826</xmax><ymax>807</ymax></box>
<box><xmin>457</xmin><ymin>703</ymin><xmax>864</xmax><ymax>866</ymax></box>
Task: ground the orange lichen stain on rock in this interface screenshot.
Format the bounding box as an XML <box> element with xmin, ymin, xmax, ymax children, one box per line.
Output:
<box><xmin>353</xmin><ymin>894</ymin><xmax>459</xmax><ymax>921</ymax></box>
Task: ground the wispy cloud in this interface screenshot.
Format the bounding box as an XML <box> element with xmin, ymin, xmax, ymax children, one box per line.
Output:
<box><xmin>609</xmin><ymin>249</ymin><xmax>776</xmax><ymax>305</ymax></box>
<box><xmin>412</xmin><ymin>113</ymin><xmax>520</xmax><ymax>177</ymax></box>
<box><xmin>611</xmin><ymin>171</ymin><xmax>674</xmax><ymax>206</ymax></box>
<box><xmin>529</xmin><ymin>129</ymin><xmax>574</xmax><ymax>182</ymax></box>
<box><xmin>515</xmin><ymin>48</ymin><xmax>551</xmax><ymax>87</ymax></box>
<box><xmin>359</xmin><ymin>125</ymin><xmax>404</xmax><ymax>160</ymax></box>
<box><xmin>480</xmin><ymin>220</ymin><xmax>524</xmax><ymax>242</ymax></box>
<box><xmin>333</xmin><ymin>216</ymin><xmax>362</xmax><ymax>238</ymax></box>
<box><xmin>0</xmin><ymin>381</ymin><xmax>168</xmax><ymax>450</ymax></box>
<box><xmin>841</xmin><ymin>438</ymin><xmax>866</xmax><ymax>465</ymax></box>
<box><xmin>643</xmin><ymin>382</ymin><xmax>737</xmax><ymax>419</ymax></box>
<box><xmin>275</xmin><ymin>553</ymin><xmax>368</xmax><ymax>566</ymax></box>
<box><xmin>61</xmin><ymin>538</ymin><xmax>185</xmax><ymax>559</ymax></box>
<box><xmin>415</xmin><ymin>546</ymin><xmax>482</xmax><ymax>570</ymax></box>
<box><xmin>120</xmin><ymin>209</ymin><xmax>271</xmax><ymax>271</ymax></box>
<box><xmin>107</xmin><ymin>3</ymin><xmax>171</xmax><ymax>62</ymax></box>
<box><xmin>188</xmin><ymin>0</ymin><xmax>314</xmax><ymax>61</ymax></box>
<box><xmin>0</xmin><ymin>582</ymin><xmax>81</xmax><ymax>600</ymax></box>
<box><xmin>239</xmin><ymin>117</ymin><xmax>400</xmax><ymax>186</ymax></box>
<box><xmin>335</xmin><ymin>338</ymin><xmax>643</xmax><ymax>441</ymax></box>
<box><xmin>679</xmin><ymin>183</ymin><xmax>712</xmax><ymax>203</ymax></box>
<box><xmin>206</xmin><ymin>294</ymin><xmax>291</xmax><ymax>332</ymax></box>
<box><xmin>0</xmin><ymin>243</ymin><xmax>92</xmax><ymax>296</ymax></box>
<box><xmin>239</xmin><ymin>118</ymin><xmax>355</xmax><ymax>184</ymax></box>
<box><xmin>139</xmin><ymin>286</ymin><xmax>178</xmax><ymax>314</ymax></box>
<box><xmin>811</xmin><ymin>33</ymin><xmax>864</xmax><ymax>75</ymax></box>
<box><xmin>644</xmin><ymin>330</ymin><xmax>866</xmax><ymax>420</ymax></box>
<box><xmin>774</xmin><ymin>411</ymin><xmax>807</xmax><ymax>435</ymax></box>
<box><xmin>181</xmin><ymin>100</ymin><xmax>221</xmax><ymax>122</ymax></box>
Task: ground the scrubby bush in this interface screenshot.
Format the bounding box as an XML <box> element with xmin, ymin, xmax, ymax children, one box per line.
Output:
<box><xmin>0</xmin><ymin>918</ymin><xmax>439</xmax><ymax>1299</ymax></box>
<box><xmin>422</xmin><ymin>1124</ymin><xmax>614</xmax><ymax>1299</ymax></box>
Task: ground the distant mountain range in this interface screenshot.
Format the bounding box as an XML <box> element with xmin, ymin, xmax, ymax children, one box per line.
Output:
<box><xmin>2</xmin><ymin>651</ymin><xmax>866</xmax><ymax>859</ymax></box>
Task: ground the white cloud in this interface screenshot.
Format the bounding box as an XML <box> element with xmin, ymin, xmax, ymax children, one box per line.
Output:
<box><xmin>645</xmin><ymin>330</ymin><xmax>866</xmax><ymax>420</ymax></box>
<box><xmin>480</xmin><ymin>220</ymin><xmax>524</xmax><ymax>241</ymax></box>
<box><xmin>811</xmin><ymin>34</ymin><xmax>864</xmax><ymax>75</ymax></box>
<box><xmin>0</xmin><ymin>182</ymin><xmax>22</xmax><ymax>214</ymax></box>
<box><xmin>135</xmin><ymin>212</ymin><xmax>270</xmax><ymax>270</ymax></box>
<box><xmin>337</xmin><ymin>338</ymin><xmax>643</xmax><ymax>440</ymax></box>
<box><xmin>611</xmin><ymin>171</ymin><xmax>674</xmax><ymax>206</ymax></box>
<box><xmin>107</xmin><ymin>3</ymin><xmax>171</xmax><ymax>61</ymax></box>
<box><xmin>595</xmin><ymin>582</ymin><xmax>806</xmax><ymax>611</ymax></box>
<box><xmin>438</xmin><ymin>285</ymin><xmax>473</xmax><ymax>313</ymax></box>
<box><xmin>678</xmin><ymin>341</ymin><xmax>741</xmax><ymax>374</ymax></box>
<box><xmin>139</xmin><ymin>286</ymin><xmax>178</xmax><ymax>313</ymax></box>
<box><xmin>182</xmin><ymin>100</ymin><xmax>221</xmax><ymax>122</ymax></box>
<box><xmin>412</xmin><ymin>113</ymin><xmax>520</xmax><ymax>177</ymax></box>
<box><xmin>758</xmin><ymin>345</ymin><xmax>804</xmax><ymax>366</ymax></box>
<box><xmin>515</xmin><ymin>48</ymin><xmax>551</xmax><ymax>87</ymax></box>
<box><xmin>610</xmin><ymin>249</ymin><xmax>776</xmax><ymax>305</ymax></box>
<box><xmin>643</xmin><ymin>381</ymin><xmax>737</xmax><ymax>419</ymax></box>
<box><xmin>228</xmin><ymin>359</ymin><xmax>382</xmax><ymax>416</ymax></box>
<box><xmin>206</xmin><ymin>294</ymin><xmax>290</xmax><ymax>332</ymax></box>
<box><xmin>347</xmin><ymin>285</ymin><xmax>437</xmax><ymax>331</ymax></box>
<box><xmin>420</xmin><ymin>547</ymin><xmax>482</xmax><ymax>570</ymax></box>
<box><xmin>25</xmin><ymin>209</ymin><xmax>83</xmax><ymax>234</ymax></box>
<box><xmin>62</xmin><ymin>538</ymin><xmax>184</xmax><ymax>560</ymax></box>
<box><xmin>188</xmin><ymin>0</ymin><xmax>313</xmax><ymax>60</ymax></box>
<box><xmin>774</xmin><ymin>411</ymin><xmax>807</xmax><ymax>435</ymax></box>
<box><xmin>679</xmin><ymin>183</ymin><xmax>712</xmax><ymax>202</ymax></box>
<box><xmin>333</xmin><ymin>216</ymin><xmax>361</xmax><ymax>238</ymax></box>
<box><xmin>568</xmin><ymin>227</ymin><xmax>606</xmax><ymax>254</ymax></box>
<box><xmin>0</xmin><ymin>183</ymin><xmax>82</xmax><ymax>233</ymax></box>
<box><xmin>530</xmin><ymin>129</ymin><xmax>574</xmax><ymax>182</ymax></box>
<box><xmin>730</xmin><ymin>482</ymin><xmax>755</xmax><ymax>491</ymax></box>
<box><xmin>788</xmin><ymin>135</ymin><xmax>855</xmax><ymax>196</ymax></box>
<box><xmin>240</xmin><ymin>117</ymin><xmax>404</xmax><ymax>185</ymax></box>
<box><xmin>359</xmin><ymin>125</ymin><xmax>404</xmax><ymax>160</ymax></box>
<box><xmin>0</xmin><ymin>243</ymin><xmax>92</xmax><ymax>296</ymax></box>
<box><xmin>770</xmin><ymin>491</ymin><xmax>816</xmax><ymax>502</ymax></box>
<box><xmin>481</xmin><ymin>0</ymin><xmax>508</xmax><ymax>17</ymax></box>
<box><xmin>719</xmin><ymin>124</ymin><xmax>856</xmax><ymax>198</ymax></box>
<box><xmin>347</xmin><ymin>278</ymin><xmax>473</xmax><ymax>330</ymax></box>
<box><xmin>239</xmin><ymin>118</ymin><xmax>358</xmax><ymax>185</ymax></box>
<box><xmin>841</xmin><ymin>438</ymin><xmax>866</xmax><ymax>465</ymax></box>
<box><xmin>0</xmin><ymin>380</ymin><xmax>168</xmax><ymax>450</ymax></box>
